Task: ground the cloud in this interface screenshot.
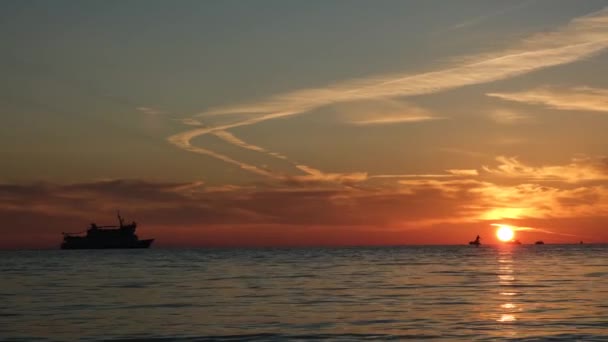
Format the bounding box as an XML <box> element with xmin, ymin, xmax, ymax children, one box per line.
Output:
<box><xmin>212</xmin><ymin>130</ymin><xmax>272</xmax><ymax>154</ymax></box>
<box><xmin>489</xmin><ymin>108</ymin><xmax>531</xmax><ymax>124</ymax></box>
<box><xmin>210</xmin><ymin>130</ymin><xmax>367</xmax><ymax>184</ymax></box>
<box><xmin>483</xmin><ymin>156</ymin><xmax>608</xmax><ymax>183</ymax></box>
<box><xmin>448</xmin><ymin>0</ymin><xmax>538</xmax><ymax>30</ymax></box>
<box><xmin>136</xmin><ymin>107</ymin><xmax>164</xmax><ymax>115</ymax></box>
<box><xmin>446</xmin><ymin>169</ymin><xmax>479</xmax><ymax>176</ymax></box>
<box><xmin>179</xmin><ymin>118</ymin><xmax>204</xmax><ymax>126</ymax></box>
<box><xmin>487</xmin><ymin>86</ymin><xmax>608</xmax><ymax>112</ymax></box>
<box><xmin>397</xmin><ymin>177</ymin><xmax>608</xmax><ymax>221</ymax></box>
<box><xmin>174</xmin><ymin>140</ymin><xmax>282</xmax><ymax>180</ymax></box>
<box><xmin>348</xmin><ymin>115</ymin><xmax>438</xmax><ymax>126</ymax></box>
<box><xmin>331</xmin><ymin>100</ymin><xmax>440</xmax><ymax>126</ymax></box>
<box><xmin>369</xmin><ymin>174</ymin><xmax>457</xmax><ymax>179</ymax></box>
<box><xmin>167</xmin><ymin>8</ymin><xmax>608</xmax><ymax>180</ymax></box>
<box><xmin>290</xmin><ymin>165</ymin><xmax>368</xmax><ymax>184</ymax></box>
<box><xmin>478</xmin><ymin>183</ymin><xmax>608</xmax><ymax>220</ymax></box>
<box><xmin>0</xmin><ymin>179</ymin><xmax>457</xmax><ymax>234</ymax></box>
<box><xmin>168</xmin><ymin>122</ymin><xmax>375</xmax><ymax>185</ymax></box>
<box><xmin>2</xmin><ymin>176</ymin><xmax>608</xmax><ymax>248</ymax></box>
<box><xmin>167</xmin><ymin>111</ymin><xmax>307</xmax><ymax>181</ymax></box>
<box><xmin>200</xmin><ymin>8</ymin><xmax>608</xmax><ymax>119</ymax></box>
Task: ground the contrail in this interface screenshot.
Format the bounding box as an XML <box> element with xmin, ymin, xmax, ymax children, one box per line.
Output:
<box><xmin>169</xmin><ymin>7</ymin><xmax>608</xmax><ymax>180</ymax></box>
<box><xmin>449</xmin><ymin>0</ymin><xmax>538</xmax><ymax>30</ymax></box>
<box><xmin>199</xmin><ymin>8</ymin><xmax>608</xmax><ymax>119</ymax></box>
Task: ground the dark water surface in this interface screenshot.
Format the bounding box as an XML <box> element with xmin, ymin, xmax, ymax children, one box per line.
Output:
<box><xmin>1</xmin><ymin>245</ymin><xmax>607</xmax><ymax>341</ymax></box>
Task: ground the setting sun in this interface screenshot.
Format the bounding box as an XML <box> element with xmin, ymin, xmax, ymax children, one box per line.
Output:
<box><xmin>496</xmin><ymin>225</ymin><xmax>515</xmax><ymax>242</ymax></box>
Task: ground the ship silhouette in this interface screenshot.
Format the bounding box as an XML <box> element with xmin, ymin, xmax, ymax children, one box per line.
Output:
<box><xmin>61</xmin><ymin>212</ymin><xmax>154</xmax><ymax>249</ymax></box>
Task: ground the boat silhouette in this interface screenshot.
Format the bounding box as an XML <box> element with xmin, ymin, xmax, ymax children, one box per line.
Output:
<box><xmin>61</xmin><ymin>212</ymin><xmax>154</xmax><ymax>249</ymax></box>
<box><xmin>469</xmin><ymin>235</ymin><xmax>481</xmax><ymax>246</ymax></box>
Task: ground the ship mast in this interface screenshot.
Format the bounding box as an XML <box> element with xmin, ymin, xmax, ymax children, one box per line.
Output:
<box><xmin>117</xmin><ymin>210</ymin><xmax>125</xmax><ymax>228</ymax></box>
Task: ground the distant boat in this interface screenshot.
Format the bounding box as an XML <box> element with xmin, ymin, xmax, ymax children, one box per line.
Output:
<box><xmin>507</xmin><ymin>239</ymin><xmax>522</xmax><ymax>245</ymax></box>
<box><xmin>469</xmin><ymin>235</ymin><xmax>481</xmax><ymax>246</ymax></box>
<box><xmin>61</xmin><ymin>212</ymin><xmax>154</xmax><ymax>249</ymax></box>
<box><xmin>535</xmin><ymin>240</ymin><xmax>545</xmax><ymax>245</ymax></box>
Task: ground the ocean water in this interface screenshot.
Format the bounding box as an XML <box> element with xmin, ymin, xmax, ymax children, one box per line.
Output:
<box><xmin>1</xmin><ymin>245</ymin><xmax>607</xmax><ymax>341</ymax></box>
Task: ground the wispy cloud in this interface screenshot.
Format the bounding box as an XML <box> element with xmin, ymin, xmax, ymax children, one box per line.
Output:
<box><xmin>179</xmin><ymin>118</ymin><xmax>204</xmax><ymax>126</ymax></box>
<box><xmin>168</xmin><ymin>8</ymin><xmax>608</xmax><ymax>180</ymax></box>
<box><xmin>488</xmin><ymin>86</ymin><xmax>608</xmax><ymax>112</ymax></box>
<box><xmin>398</xmin><ymin>177</ymin><xmax>608</xmax><ymax>221</ymax></box>
<box><xmin>166</xmin><ymin>117</ymin><xmax>375</xmax><ymax>184</ymax></box>
<box><xmin>348</xmin><ymin>115</ymin><xmax>439</xmax><ymax>126</ymax></box>
<box><xmin>446</xmin><ymin>169</ymin><xmax>479</xmax><ymax>176</ymax></box>
<box><xmin>369</xmin><ymin>170</ymin><xmax>479</xmax><ymax>180</ymax></box>
<box><xmin>370</xmin><ymin>174</ymin><xmax>456</xmax><ymax>179</ymax></box>
<box><xmin>201</xmin><ymin>8</ymin><xmax>608</xmax><ymax>119</ymax></box>
<box><xmin>136</xmin><ymin>106</ymin><xmax>164</xmax><ymax>115</ymax></box>
<box><xmin>3</xmin><ymin>177</ymin><xmax>608</xmax><ymax>248</ymax></box>
<box><xmin>168</xmin><ymin>111</ymin><xmax>301</xmax><ymax>178</ymax></box>
<box><xmin>175</xmin><ymin>140</ymin><xmax>282</xmax><ymax>180</ymax></box>
<box><xmin>212</xmin><ymin>130</ymin><xmax>275</xmax><ymax>155</ymax></box>
<box><xmin>449</xmin><ymin>0</ymin><xmax>538</xmax><ymax>30</ymax></box>
<box><xmin>483</xmin><ymin>156</ymin><xmax>608</xmax><ymax>183</ymax></box>
<box><xmin>291</xmin><ymin>165</ymin><xmax>368</xmax><ymax>184</ymax></box>
<box><xmin>211</xmin><ymin>131</ymin><xmax>367</xmax><ymax>184</ymax></box>
<box><xmin>331</xmin><ymin>100</ymin><xmax>440</xmax><ymax>126</ymax></box>
<box><xmin>489</xmin><ymin>108</ymin><xmax>531</xmax><ymax>124</ymax></box>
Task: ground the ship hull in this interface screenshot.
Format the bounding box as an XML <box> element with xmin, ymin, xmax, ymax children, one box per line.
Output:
<box><xmin>61</xmin><ymin>238</ymin><xmax>154</xmax><ymax>250</ymax></box>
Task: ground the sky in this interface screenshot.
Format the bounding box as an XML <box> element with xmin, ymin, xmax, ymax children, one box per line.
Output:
<box><xmin>2</xmin><ymin>0</ymin><xmax>608</xmax><ymax>248</ymax></box>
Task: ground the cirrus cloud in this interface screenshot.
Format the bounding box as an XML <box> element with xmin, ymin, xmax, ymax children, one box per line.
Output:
<box><xmin>483</xmin><ymin>156</ymin><xmax>608</xmax><ymax>183</ymax></box>
<box><xmin>168</xmin><ymin>8</ymin><xmax>608</xmax><ymax>182</ymax></box>
<box><xmin>487</xmin><ymin>86</ymin><xmax>608</xmax><ymax>112</ymax></box>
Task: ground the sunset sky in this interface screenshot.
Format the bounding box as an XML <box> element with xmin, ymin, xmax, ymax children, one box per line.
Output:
<box><xmin>2</xmin><ymin>0</ymin><xmax>608</xmax><ymax>248</ymax></box>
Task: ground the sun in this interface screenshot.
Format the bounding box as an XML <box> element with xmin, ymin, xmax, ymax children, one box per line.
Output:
<box><xmin>496</xmin><ymin>225</ymin><xmax>515</xmax><ymax>242</ymax></box>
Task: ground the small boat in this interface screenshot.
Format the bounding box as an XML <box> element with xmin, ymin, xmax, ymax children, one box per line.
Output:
<box><xmin>507</xmin><ymin>239</ymin><xmax>522</xmax><ymax>245</ymax></box>
<box><xmin>469</xmin><ymin>235</ymin><xmax>481</xmax><ymax>246</ymax></box>
<box><xmin>535</xmin><ymin>240</ymin><xmax>544</xmax><ymax>245</ymax></box>
<box><xmin>61</xmin><ymin>212</ymin><xmax>154</xmax><ymax>249</ymax></box>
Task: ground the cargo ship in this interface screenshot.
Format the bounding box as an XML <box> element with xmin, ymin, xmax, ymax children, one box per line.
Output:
<box><xmin>61</xmin><ymin>212</ymin><xmax>154</xmax><ymax>249</ymax></box>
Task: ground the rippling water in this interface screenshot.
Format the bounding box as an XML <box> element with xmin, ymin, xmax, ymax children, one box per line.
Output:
<box><xmin>1</xmin><ymin>245</ymin><xmax>608</xmax><ymax>341</ymax></box>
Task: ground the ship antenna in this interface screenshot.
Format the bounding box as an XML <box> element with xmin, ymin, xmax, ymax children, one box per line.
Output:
<box><xmin>117</xmin><ymin>210</ymin><xmax>124</xmax><ymax>228</ymax></box>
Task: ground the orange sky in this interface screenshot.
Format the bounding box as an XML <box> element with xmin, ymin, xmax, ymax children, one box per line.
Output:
<box><xmin>2</xmin><ymin>2</ymin><xmax>608</xmax><ymax>248</ymax></box>
<box><xmin>1</xmin><ymin>177</ymin><xmax>607</xmax><ymax>249</ymax></box>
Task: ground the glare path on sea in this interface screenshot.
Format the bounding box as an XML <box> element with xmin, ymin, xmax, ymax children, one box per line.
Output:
<box><xmin>1</xmin><ymin>245</ymin><xmax>607</xmax><ymax>341</ymax></box>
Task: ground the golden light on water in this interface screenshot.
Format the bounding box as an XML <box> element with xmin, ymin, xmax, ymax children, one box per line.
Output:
<box><xmin>497</xmin><ymin>248</ymin><xmax>519</xmax><ymax>327</ymax></box>
<box><xmin>498</xmin><ymin>314</ymin><xmax>517</xmax><ymax>322</ymax></box>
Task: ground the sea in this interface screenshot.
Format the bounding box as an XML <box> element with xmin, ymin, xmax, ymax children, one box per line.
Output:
<box><xmin>1</xmin><ymin>245</ymin><xmax>607</xmax><ymax>341</ymax></box>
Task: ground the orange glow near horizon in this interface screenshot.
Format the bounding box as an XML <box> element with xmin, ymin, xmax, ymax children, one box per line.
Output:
<box><xmin>496</xmin><ymin>225</ymin><xmax>515</xmax><ymax>242</ymax></box>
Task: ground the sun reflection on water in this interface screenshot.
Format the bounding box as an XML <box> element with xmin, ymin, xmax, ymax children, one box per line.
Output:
<box><xmin>497</xmin><ymin>247</ymin><xmax>520</xmax><ymax>331</ymax></box>
<box><xmin>498</xmin><ymin>314</ymin><xmax>517</xmax><ymax>322</ymax></box>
